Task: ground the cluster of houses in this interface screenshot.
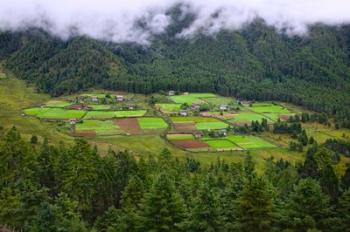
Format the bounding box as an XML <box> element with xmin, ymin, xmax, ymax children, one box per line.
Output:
<box><xmin>89</xmin><ymin>94</ymin><xmax>125</xmax><ymax>103</ymax></box>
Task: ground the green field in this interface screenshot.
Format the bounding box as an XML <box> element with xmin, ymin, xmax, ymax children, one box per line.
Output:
<box><xmin>203</xmin><ymin>139</ymin><xmax>239</xmax><ymax>149</ymax></box>
<box><xmin>169</xmin><ymin>93</ymin><xmax>217</xmax><ymax>104</ymax></box>
<box><xmin>196</xmin><ymin>122</ymin><xmax>229</xmax><ymax>130</ymax></box>
<box><xmin>230</xmin><ymin>111</ymin><xmax>271</xmax><ymax>124</ymax></box>
<box><xmin>76</xmin><ymin>120</ymin><xmax>121</xmax><ymax>135</ymax></box>
<box><xmin>24</xmin><ymin>107</ymin><xmax>48</xmax><ymax>116</ymax></box>
<box><xmin>171</xmin><ymin>116</ymin><xmax>220</xmax><ymax>123</ymax></box>
<box><xmin>156</xmin><ymin>103</ymin><xmax>181</xmax><ymax>112</ymax></box>
<box><xmin>88</xmin><ymin>104</ymin><xmax>111</xmax><ymax>110</ymax></box>
<box><xmin>0</xmin><ymin>73</ymin><xmax>6</xmax><ymax>79</ymax></box>
<box><xmin>137</xmin><ymin>117</ymin><xmax>168</xmax><ymax>129</ymax></box>
<box><xmin>227</xmin><ymin>135</ymin><xmax>276</xmax><ymax>149</ymax></box>
<box><xmin>84</xmin><ymin>110</ymin><xmax>146</xmax><ymax>119</ymax></box>
<box><xmin>249</xmin><ymin>103</ymin><xmax>290</xmax><ymax>114</ymax></box>
<box><xmin>25</xmin><ymin>107</ymin><xmax>86</xmax><ymax>119</ymax></box>
<box><xmin>46</xmin><ymin>100</ymin><xmax>71</xmax><ymax>108</ymax></box>
<box><xmin>167</xmin><ymin>134</ymin><xmax>194</xmax><ymax>140</ymax></box>
<box><xmin>35</xmin><ymin>108</ymin><xmax>86</xmax><ymax>119</ymax></box>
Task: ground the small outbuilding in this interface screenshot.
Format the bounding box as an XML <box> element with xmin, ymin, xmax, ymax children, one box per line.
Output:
<box><xmin>219</xmin><ymin>105</ymin><xmax>228</xmax><ymax>111</ymax></box>
<box><xmin>168</xmin><ymin>90</ymin><xmax>175</xmax><ymax>96</ymax></box>
<box><xmin>91</xmin><ymin>96</ymin><xmax>99</xmax><ymax>102</ymax></box>
<box><xmin>116</xmin><ymin>95</ymin><xmax>124</xmax><ymax>102</ymax></box>
<box><xmin>180</xmin><ymin>110</ymin><xmax>188</xmax><ymax>116</ymax></box>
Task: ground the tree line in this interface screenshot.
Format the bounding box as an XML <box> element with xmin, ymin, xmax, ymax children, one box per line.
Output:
<box><xmin>0</xmin><ymin>126</ymin><xmax>350</xmax><ymax>231</ymax></box>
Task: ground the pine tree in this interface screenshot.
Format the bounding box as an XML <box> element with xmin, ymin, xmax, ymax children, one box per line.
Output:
<box><xmin>117</xmin><ymin>176</ymin><xmax>145</xmax><ymax>231</ymax></box>
<box><xmin>137</xmin><ymin>173</ymin><xmax>186</xmax><ymax>232</ymax></box>
<box><xmin>287</xmin><ymin>178</ymin><xmax>331</xmax><ymax>232</ymax></box>
<box><xmin>320</xmin><ymin>165</ymin><xmax>339</xmax><ymax>203</ymax></box>
<box><xmin>236</xmin><ymin>177</ymin><xmax>273</xmax><ymax>232</ymax></box>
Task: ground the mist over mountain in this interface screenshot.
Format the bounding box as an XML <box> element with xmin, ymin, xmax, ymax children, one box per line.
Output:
<box><xmin>0</xmin><ymin>1</ymin><xmax>350</xmax><ymax>128</ymax></box>
<box><xmin>1</xmin><ymin>0</ymin><xmax>350</xmax><ymax>44</ymax></box>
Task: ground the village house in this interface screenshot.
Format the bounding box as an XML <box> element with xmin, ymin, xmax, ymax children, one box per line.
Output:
<box><xmin>191</xmin><ymin>103</ymin><xmax>201</xmax><ymax>110</ymax></box>
<box><xmin>91</xmin><ymin>96</ymin><xmax>99</xmax><ymax>102</ymax></box>
<box><xmin>168</xmin><ymin>90</ymin><xmax>175</xmax><ymax>96</ymax></box>
<box><xmin>128</xmin><ymin>105</ymin><xmax>135</xmax><ymax>110</ymax></box>
<box><xmin>183</xmin><ymin>92</ymin><xmax>189</xmax><ymax>95</ymax></box>
<box><xmin>219</xmin><ymin>129</ymin><xmax>227</xmax><ymax>137</ymax></box>
<box><xmin>219</xmin><ymin>104</ymin><xmax>228</xmax><ymax>111</ymax></box>
<box><xmin>116</xmin><ymin>95</ymin><xmax>124</xmax><ymax>102</ymax></box>
<box><xmin>193</xmin><ymin>131</ymin><xmax>203</xmax><ymax>138</ymax></box>
<box><xmin>180</xmin><ymin>110</ymin><xmax>188</xmax><ymax>116</ymax></box>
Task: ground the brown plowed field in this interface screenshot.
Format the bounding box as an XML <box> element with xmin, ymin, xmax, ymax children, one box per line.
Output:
<box><xmin>173</xmin><ymin>122</ymin><xmax>196</xmax><ymax>132</ymax></box>
<box><xmin>73</xmin><ymin>130</ymin><xmax>97</xmax><ymax>137</ymax></box>
<box><xmin>115</xmin><ymin>118</ymin><xmax>141</xmax><ymax>134</ymax></box>
<box><xmin>172</xmin><ymin>140</ymin><xmax>209</xmax><ymax>149</ymax></box>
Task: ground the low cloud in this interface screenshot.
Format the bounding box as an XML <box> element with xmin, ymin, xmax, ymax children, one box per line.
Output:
<box><xmin>1</xmin><ymin>0</ymin><xmax>350</xmax><ymax>44</ymax></box>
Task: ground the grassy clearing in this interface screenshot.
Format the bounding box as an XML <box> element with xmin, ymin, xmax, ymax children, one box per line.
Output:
<box><xmin>203</xmin><ymin>96</ymin><xmax>234</xmax><ymax>105</ymax></box>
<box><xmin>230</xmin><ymin>111</ymin><xmax>271</xmax><ymax>124</ymax></box>
<box><xmin>76</xmin><ymin>120</ymin><xmax>121</xmax><ymax>135</ymax></box>
<box><xmin>137</xmin><ymin>117</ymin><xmax>168</xmax><ymax>129</ymax></box>
<box><xmin>0</xmin><ymin>77</ymin><xmax>72</xmax><ymax>143</ymax></box>
<box><xmin>169</xmin><ymin>93</ymin><xmax>216</xmax><ymax>104</ymax></box>
<box><xmin>227</xmin><ymin>135</ymin><xmax>276</xmax><ymax>149</ymax></box>
<box><xmin>156</xmin><ymin>103</ymin><xmax>181</xmax><ymax>112</ymax></box>
<box><xmin>249</xmin><ymin>103</ymin><xmax>290</xmax><ymax>114</ymax></box>
<box><xmin>46</xmin><ymin>100</ymin><xmax>71</xmax><ymax>108</ymax></box>
<box><xmin>167</xmin><ymin>134</ymin><xmax>194</xmax><ymax>140</ymax></box>
<box><xmin>196</xmin><ymin>122</ymin><xmax>229</xmax><ymax>130</ymax></box>
<box><xmin>203</xmin><ymin>139</ymin><xmax>239</xmax><ymax>149</ymax></box>
<box><xmin>304</xmin><ymin>123</ymin><xmax>350</xmax><ymax>143</ymax></box>
<box><xmin>0</xmin><ymin>73</ymin><xmax>6</xmax><ymax>79</ymax></box>
<box><xmin>84</xmin><ymin>110</ymin><xmax>146</xmax><ymax>119</ymax></box>
<box><xmin>36</xmin><ymin>108</ymin><xmax>86</xmax><ymax>119</ymax></box>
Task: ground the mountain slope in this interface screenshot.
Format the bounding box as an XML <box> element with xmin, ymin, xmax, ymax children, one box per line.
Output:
<box><xmin>0</xmin><ymin>22</ymin><xmax>350</xmax><ymax>127</ymax></box>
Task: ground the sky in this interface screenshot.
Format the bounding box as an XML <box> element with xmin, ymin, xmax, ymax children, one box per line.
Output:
<box><xmin>1</xmin><ymin>0</ymin><xmax>350</xmax><ymax>44</ymax></box>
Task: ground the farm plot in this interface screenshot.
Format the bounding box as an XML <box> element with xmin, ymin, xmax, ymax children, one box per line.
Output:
<box><xmin>87</xmin><ymin>104</ymin><xmax>111</xmax><ymax>110</ymax></box>
<box><xmin>203</xmin><ymin>96</ymin><xmax>234</xmax><ymax>106</ymax></box>
<box><xmin>171</xmin><ymin>116</ymin><xmax>228</xmax><ymax>131</ymax></box>
<box><xmin>84</xmin><ymin>110</ymin><xmax>146</xmax><ymax>119</ymax></box>
<box><xmin>156</xmin><ymin>103</ymin><xmax>181</xmax><ymax>113</ymax></box>
<box><xmin>25</xmin><ymin>107</ymin><xmax>86</xmax><ymax>119</ymax></box>
<box><xmin>46</xmin><ymin>100</ymin><xmax>71</xmax><ymax>108</ymax></box>
<box><xmin>172</xmin><ymin>139</ymin><xmax>209</xmax><ymax>150</ymax></box>
<box><xmin>169</xmin><ymin>93</ymin><xmax>216</xmax><ymax>104</ymax></box>
<box><xmin>227</xmin><ymin>135</ymin><xmax>276</xmax><ymax>149</ymax></box>
<box><xmin>229</xmin><ymin>111</ymin><xmax>271</xmax><ymax>125</ymax></box>
<box><xmin>115</xmin><ymin>118</ymin><xmax>141</xmax><ymax>134</ymax></box>
<box><xmin>137</xmin><ymin>117</ymin><xmax>168</xmax><ymax>130</ymax></box>
<box><xmin>202</xmin><ymin>138</ymin><xmax>242</xmax><ymax>150</ymax></box>
<box><xmin>249</xmin><ymin>103</ymin><xmax>290</xmax><ymax>114</ymax></box>
<box><xmin>75</xmin><ymin>120</ymin><xmax>122</xmax><ymax>136</ymax></box>
<box><xmin>167</xmin><ymin>134</ymin><xmax>194</xmax><ymax>140</ymax></box>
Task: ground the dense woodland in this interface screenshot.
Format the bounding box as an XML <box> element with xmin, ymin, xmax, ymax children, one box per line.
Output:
<box><xmin>0</xmin><ymin>126</ymin><xmax>350</xmax><ymax>231</ymax></box>
<box><xmin>1</xmin><ymin>14</ymin><xmax>350</xmax><ymax>128</ymax></box>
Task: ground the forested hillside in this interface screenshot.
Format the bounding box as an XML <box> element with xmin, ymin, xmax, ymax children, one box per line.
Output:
<box><xmin>1</xmin><ymin>20</ymin><xmax>350</xmax><ymax>127</ymax></box>
<box><xmin>0</xmin><ymin>126</ymin><xmax>350</xmax><ymax>231</ymax></box>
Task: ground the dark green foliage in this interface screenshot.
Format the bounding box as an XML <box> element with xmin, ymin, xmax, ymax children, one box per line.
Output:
<box><xmin>0</xmin><ymin>128</ymin><xmax>347</xmax><ymax>231</ymax></box>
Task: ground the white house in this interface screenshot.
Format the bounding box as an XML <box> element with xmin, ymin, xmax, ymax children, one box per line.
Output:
<box><xmin>91</xmin><ymin>96</ymin><xmax>98</xmax><ymax>102</ymax></box>
<box><xmin>168</xmin><ymin>90</ymin><xmax>175</xmax><ymax>96</ymax></box>
<box><xmin>180</xmin><ymin>110</ymin><xmax>188</xmax><ymax>116</ymax></box>
<box><xmin>116</xmin><ymin>95</ymin><xmax>124</xmax><ymax>102</ymax></box>
<box><xmin>219</xmin><ymin>105</ymin><xmax>228</xmax><ymax>111</ymax></box>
